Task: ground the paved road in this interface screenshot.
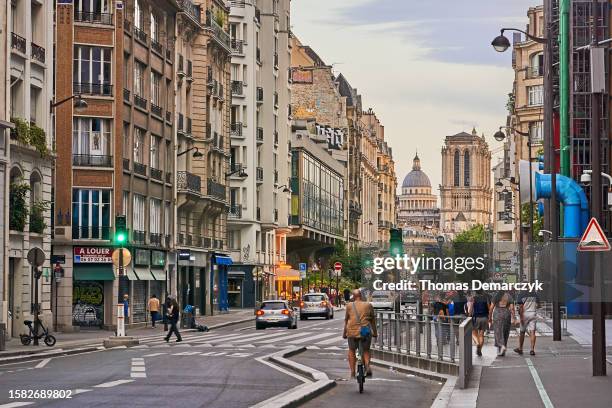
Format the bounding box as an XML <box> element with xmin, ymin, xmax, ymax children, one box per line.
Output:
<box><xmin>0</xmin><ymin>312</ymin><xmax>346</xmax><ymax>408</ymax></box>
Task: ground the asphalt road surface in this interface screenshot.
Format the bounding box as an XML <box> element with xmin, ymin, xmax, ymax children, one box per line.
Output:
<box><xmin>0</xmin><ymin>310</ymin><xmax>440</xmax><ymax>408</ymax></box>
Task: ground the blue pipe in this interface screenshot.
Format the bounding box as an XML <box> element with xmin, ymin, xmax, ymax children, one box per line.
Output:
<box><xmin>537</xmin><ymin>201</ymin><xmax>544</xmax><ymax>217</ymax></box>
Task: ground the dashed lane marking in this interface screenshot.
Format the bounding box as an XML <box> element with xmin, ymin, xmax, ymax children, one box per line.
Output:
<box><xmin>0</xmin><ymin>403</ymin><xmax>35</xmax><ymax>408</ymax></box>
<box><xmin>93</xmin><ymin>379</ymin><xmax>135</xmax><ymax>388</ymax></box>
<box><xmin>142</xmin><ymin>352</ymin><xmax>167</xmax><ymax>357</ymax></box>
<box><xmin>72</xmin><ymin>389</ymin><xmax>92</xmax><ymax>395</ymax></box>
<box><xmin>131</xmin><ymin>358</ymin><xmax>146</xmax><ymax>378</ymax></box>
<box><xmin>34</xmin><ymin>358</ymin><xmax>51</xmax><ymax>369</ymax></box>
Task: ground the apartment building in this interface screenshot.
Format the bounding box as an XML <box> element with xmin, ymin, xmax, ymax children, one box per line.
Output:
<box><xmin>5</xmin><ymin>0</ymin><xmax>54</xmax><ymax>337</ymax></box>
<box><xmin>53</xmin><ymin>0</ymin><xmax>178</xmax><ymax>330</ymax></box>
<box><xmin>174</xmin><ymin>0</ymin><xmax>232</xmax><ymax>315</ymax></box>
<box><xmin>358</xmin><ymin>109</ymin><xmax>378</xmax><ymax>247</ymax></box>
<box><xmin>227</xmin><ymin>0</ymin><xmax>291</xmax><ymax>306</ymax></box>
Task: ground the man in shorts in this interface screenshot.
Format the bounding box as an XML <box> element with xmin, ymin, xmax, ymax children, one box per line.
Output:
<box><xmin>514</xmin><ymin>289</ymin><xmax>538</xmax><ymax>356</ymax></box>
<box><xmin>343</xmin><ymin>289</ymin><xmax>378</xmax><ymax>378</ymax></box>
<box><xmin>469</xmin><ymin>290</ymin><xmax>490</xmax><ymax>357</ymax></box>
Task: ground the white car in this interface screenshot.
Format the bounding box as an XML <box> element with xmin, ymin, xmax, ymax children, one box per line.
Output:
<box><xmin>370</xmin><ymin>291</ymin><xmax>394</xmax><ymax>310</ymax></box>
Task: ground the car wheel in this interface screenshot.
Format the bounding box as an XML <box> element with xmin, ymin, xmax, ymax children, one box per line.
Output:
<box><xmin>256</xmin><ymin>323</ymin><xmax>265</xmax><ymax>330</ymax></box>
<box><xmin>300</xmin><ymin>315</ymin><xmax>306</xmax><ymax>320</ymax></box>
<box><xmin>331</xmin><ymin>310</ymin><xmax>334</xmax><ymax>319</ymax></box>
<box><xmin>325</xmin><ymin>312</ymin><xmax>330</xmax><ymax>320</ymax></box>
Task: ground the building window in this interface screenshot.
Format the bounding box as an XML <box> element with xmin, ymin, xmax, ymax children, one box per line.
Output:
<box><xmin>122</xmin><ymin>191</ymin><xmax>129</xmax><ymax>216</ymax></box>
<box><xmin>529</xmin><ymin>121</ymin><xmax>543</xmax><ymax>143</ymax></box>
<box><xmin>453</xmin><ymin>150</ymin><xmax>460</xmax><ymax>187</ymax></box>
<box><xmin>133</xmin><ymin>194</ymin><xmax>146</xmax><ymax>233</ymax></box>
<box><xmin>527</xmin><ymin>85</ymin><xmax>543</xmax><ymax>106</ymax></box>
<box><xmin>150</xmin><ymin>12</ymin><xmax>159</xmax><ymax>42</ymax></box>
<box><xmin>73</xmin><ymin>46</ymin><xmax>112</xmax><ymax>95</ymax></box>
<box><xmin>134</xmin><ymin>1</ymin><xmax>144</xmax><ymax>30</ymax></box>
<box><xmin>464</xmin><ymin>151</ymin><xmax>470</xmax><ymax>186</ymax></box>
<box><xmin>150</xmin><ymin>199</ymin><xmax>161</xmax><ymax>235</ymax></box>
<box><xmin>122</xmin><ymin>122</ymin><xmax>130</xmax><ymax>159</ymax></box>
<box><xmin>75</xmin><ymin>0</ymin><xmax>111</xmax><ymax>15</ymax></box>
<box><xmin>164</xmin><ymin>202</ymin><xmax>171</xmax><ymax>237</ymax></box>
<box><xmin>529</xmin><ymin>52</ymin><xmax>544</xmax><ymax>77</ymax></box>
<box><xmin>73</xmin><ymin>118</ymin><xmax>111</xmax><ymax>165</ymax></box>
<box><xmin>134</xmin><ymin>60</ymin><xmax>146</xmax><ymax>97</ymax></box>
<box><xmin>134</xmin><ymin>127</ymin><xmax>145</xmax><ymax>164</ymax></box>
<box><xmin>150</xmin><ymin>71</ymin><xmax>161</xmax><ymax>106</ymax></box>
<box><xmin>72</xmin><ymin>189</ymin><xmax>111</xmax><ymax>239</ymax></box>
<box><xmin>150</xmin><ymin>135</ymin><xmax>160</xmax><ymax>170</ymax></box>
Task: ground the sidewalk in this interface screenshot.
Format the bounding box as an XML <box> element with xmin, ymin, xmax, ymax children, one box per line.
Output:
<box><xmin>0</xmin><ymin>308</ymin><xmax>254</xmax><ymax>358</ymax></box>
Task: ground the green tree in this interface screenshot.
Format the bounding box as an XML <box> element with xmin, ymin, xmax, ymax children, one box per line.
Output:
<box><xmin>521</xmin><ymin>203</ymin><xmax>543</xmax><ymax>243</ymax></box>
<box><xmin>452</xmin><ymin>224</ymin><xmax>489</xmax><ymax>282</ymax></box>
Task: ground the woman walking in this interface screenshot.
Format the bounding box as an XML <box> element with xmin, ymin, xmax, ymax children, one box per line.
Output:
<box><xmin>491</xmin><ymin>291</ymin><xmax>515</xmax><ymax>356</ymax></box>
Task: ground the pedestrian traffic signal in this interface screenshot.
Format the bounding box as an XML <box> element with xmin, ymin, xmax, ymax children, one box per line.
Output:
<box><xmin>389</xmin><ymin>228</ymin><xmax>403</xmax><ymax>256</ymax></box>
<box><xmin>115</xmin><ymin>215</ymin><xmax>128</xmax><ymax>245</ymax></box>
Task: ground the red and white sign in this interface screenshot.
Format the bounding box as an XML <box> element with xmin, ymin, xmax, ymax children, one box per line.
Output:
<box><xmin>578</xmin><ymin>218</ymin><xmax>611</xmax><ymax>252</ymax></box>
<box><xmin>74</xmin><ymin>247</ymin><xmax>113</xmax><ymax>263</ymax></box>
<box><xmin>334</xmin><ymin>262</ymin><xmax>342</xmax><ymax>271</ymax></box>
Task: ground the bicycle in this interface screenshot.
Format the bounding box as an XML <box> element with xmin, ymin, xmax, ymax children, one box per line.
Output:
<box><xmin>20</xmin><ymin>320</ymin><xmax>56</xmax><ymax>347</ymax></box>
<box><xmin>355</xmin><ymin>337</ymin><xmax>366</xmax><ymax>393</ymax></box>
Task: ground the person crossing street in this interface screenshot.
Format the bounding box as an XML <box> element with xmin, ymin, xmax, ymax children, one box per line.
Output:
<box><xmin>164</xmin><ymin>295</ymin><xmax>182</xmax><ymax>342</ymax></box>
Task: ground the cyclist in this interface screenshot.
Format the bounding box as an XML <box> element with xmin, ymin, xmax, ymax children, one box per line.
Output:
<box><xmin>343</xmin><ymin>289</ymin><xmax>378</xmax><ymax>378</ymax></box>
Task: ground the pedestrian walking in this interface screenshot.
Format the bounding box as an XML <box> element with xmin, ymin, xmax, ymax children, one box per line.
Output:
<box><xmin>514</xmin><ymin>289</ymin><xmax>539</xmax><ymax>356</ymax></box>
<box><xmin>468</xmin><ymin>290</ymin><xmax>490</xmax><ymax>357</ymax></box>
<box><xmin>148</xmin><ymin>294</ymin><xmax>160</xmax><ymax>328</ymax></box>
<box><xmin>123</xmin><ymin>294</ymin><xmax>129</xmax><ymax>325</ymax></box>
<box><xmin>164</xmin><ymin>295</ymin><xmax>182</xmax><ymax>342</ymax></box>
<box><xmin>491</xmin><ymin>291</ymin><xmax>515</xmax><ymax>356</ymax></box>
<box><xmin>432</xmin><ymin>294</ymin><xmax>449</xmax><ymax>347</ymax></box>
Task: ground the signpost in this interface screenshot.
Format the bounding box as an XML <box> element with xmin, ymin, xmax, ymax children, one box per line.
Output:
<box><xmin>577</xmin><ymin>217</ymin><xmax>611</xmax><ymax>252</ymax></box>
<box><xmin>112</xmin><ymin>248</ymin><xmax>131</xmax><ymax>337</ymax></box>
<box><xmin>26</xmin><ymin>247</ymin><xmax>45</xmax><ymax>346</ymax></box>
<box><xmin>334</xmin><ymin>262</ymin><xmax>342</xmax><ymax>306</ymax></box>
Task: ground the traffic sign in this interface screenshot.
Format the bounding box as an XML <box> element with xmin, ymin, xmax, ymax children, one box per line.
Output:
<box><xmin>27</xmin><ymin>247</ymin><xmax>46</xmax><ymax>267</ymax></box>
<box><xmin>112</xmin><ymin>248</ymin><xmax>132</xmax><ymax>267</ymax></box>
<box><xmin>334</xmin><ymin>262</ymin><xmax>342</xmax><ymax>271</ymax></box>
<box><xmin>577</xmin><ymin>217</ymin><xmax>611</xmax><ymax>252</ymax></box>
<box><xmin>299</xmin><ymin>263</ymin><xmax>307</xmax><ymax>272</ymax></box>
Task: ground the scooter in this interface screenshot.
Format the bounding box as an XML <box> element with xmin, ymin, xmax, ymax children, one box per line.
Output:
<box><xmin>20</xmin><ymin>320</ymin><xmax>56</xmax><ymax>347</ymax></box>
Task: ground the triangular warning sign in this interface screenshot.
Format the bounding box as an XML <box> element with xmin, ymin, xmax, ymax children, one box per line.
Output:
<box><xmin>577</xmin><ymin>218</ymin><xmax>611</xmax><ymax>252</ymax></box>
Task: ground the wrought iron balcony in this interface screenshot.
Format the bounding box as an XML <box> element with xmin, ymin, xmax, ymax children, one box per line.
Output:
<box><xmin>231</xmin><ymin>122</ymin><xmax>243</xmax><ymax>137</ymax></box>
<box><xmin>273</xmin><ymin>170</ymin><xmax>278</xmax><ymax>184</ymax></box>
<box><xmin>74</xmin><ymin>82</ymin><xmax>113</xmax><ymax>96</ymax></box>
<box><xmin>123</xmin><ymin>88</ymin><xmax>130</xmax><ymax>102</ymax></box>
<box><xmin>133</xmin><ymin>230</ymin><xmax>146</xmax><ymax>244</ymax></box>
<box><xmin>178</xmin><ymin>0</ymin><xmax>201</xmax><ymax>23</ymax></box>
<box><xmin>231</xmin><ymin>39</ymin><xmax>244</xmax><ymax>54</ymax></box>
<box><xmin>72</xmin><ymin>225</ymin><xmax>111</xmax><ymax>240</ymax></box>
<box><xmin>256</xmin><ymin>127</ymin><xmax>264</xmax><ymax>143</ymax></box>
<box><xmin>150</xmin><ymin>233</ymin><xmax>162</xmax><ymax>246</ymax></box>
<box><xmin>228</xmin><ymin>204</ymin><xmax>242</xmax><ymax>218</ymax></box>
<box><xmin>11</xmin><ymin>32</ymin><xmax>26</xmax><ymax>54</ymax></box>
<box><xmin>134</xmin><ymin>26</ymin><xmax>147</xmax><ymax>44</ymax></box>
<box><xmin>204</xmin><ymin>10</ymin><xmax>231</xmax><ymax>51</ymax></box>
<box><xmin>133</xmin><ymin>162</ymin><xmax>147</xmax><ymax>176</ymax></box>
<box><xmin>229</xmin><ymin>162</ymin><xmax>245</xmax><ymax>174</ymax></box>
<box><xmin>151</xmin><ymin>39</ymin><xmax>163</xmax><ymax>55</ymax></box>
<box><xmin>151</xmin><ymin>103</ymin><xmax>163</xmax><ymax>117</ymax></box>
<box><xmin>256</xmin><ymin>87</ymin><xmax>263</xmax><ymax>103</ymax></box>
<box><xmin>134</xmin><ymin>94</ymin><xmax>147</xmax><ymax>109</ymax></box>
<box><xmin>177</xmin><ymin>171</ymin><xmax>201</xmax><ymax>193</ymax></box>
<box><xmin>207</xmin><ymin>178</ymin><xmax>226</xmax><ymax>200</ymax></box>
<box><xmin>74</xmin><ymin>11</ymin><xmax>113</xmax><ymax>25</ymax></box>
<box><xmin>150</xmin><ymin>167</ymin><xmax>163</xmax><ymax>181</ymax></box>
<box><xmin>73</xmin><ymin>154</ymin><xmax>113</xmax><ymax>167</ymax></box>
<box><xmin>256</xmin><ymin>167</ymin><xmax>263</xmax><ymax>182</ymax></box>
<box><xmin>31</xmin><ymin>42</ymin><xmax>45</xmax><ymax>63</ymax></box>
<box><xmin>231</xmin><ymin>80</ymin><xmax>244</xmax><ymax>96</ymax></box>
<box><xmin>123</xmin><ymin>158</ymin><xmax>130</xmax><ymax>171</ymax></box>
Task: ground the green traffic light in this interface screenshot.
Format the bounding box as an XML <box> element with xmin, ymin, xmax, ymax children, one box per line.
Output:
<box><xmin>116</xmin><ymin>232</ymin><xmax>127</xmax><ymax>244</ymax></box>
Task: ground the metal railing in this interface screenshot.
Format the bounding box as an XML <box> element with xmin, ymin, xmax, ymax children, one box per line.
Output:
<box><xmin>373</xmin><ymin>312</ymin><xmax>472</xmax><ymax>388</ymax></box>
<box><xmin>31</xmin><ymin>42</ymin><xmax>45</xmax><ymax>63</ymax></box>
<box><xmin>231</xmin><ymin>122</ymin><xmax>243</xmax><ymax>136</ymax></box>
<box><xmin>228</xmin><ymin>204</ymin><xmax>242</xmax><ymax>218</ymax></box>
<box><xmin>73</xmin><ymin>154</ymin><xmax>112</xmax><ymax>167</ymax></box>
<box><xmin>231</xmin><ymin>80</ymin><xmax>243</xmax><ymax>96</ymax></box>
<box><xmin>72</xmin><ymin>225</ymin><xmax>111</xmax><ymax>240</ymax></box>
<box><xmin>256</xmin><ymin>87</ymin><xmax>264</xmax><ymax>102</ymax></box>
<box><xmin>123</xmin><ymin>88</ymin><xmax>130</xmax><ymax>102</ymax></box>
<box><xmin>207</xmin><ymin>178</ymin><xmax>225</xmax><ymax>200</ymax></box>
<box><xmin>133</xmin><ymin>162</ymin><xmax>147</xmax><ymax>176</ymax></box>
<box><xmin>134</xmin><ymin>26</ymin><xmax>147</xmax><ymax>44</ymax></box>
<box><xmin>150</xmin><ymin>233</ymin><xmax>162</xmax><ymax>246</ymax></box>
<box><xmin>178</xmin><ymin>0</ymin><xmax>201</xmax><ymax>23</ymax></box>
<box><xmin>133</xmin><ymin>230</ymin><xmax>146</xmax><ymax>244</ymax></box>
<box><xmin>74</xmin><ymin>11</ymin><xmax>113</xmax><ymax>25</ymax></box>
<box><xmin>256</xmin><ymin>167</ymin><xmax>263</xmax><ymax>182</ymax></box>
<box><xmin>134</xmin><ymin>94</ymin><xmax>147</xmax><ymax>109</ymax></box>
<box><xmin>205</xmin><ymin>10</ymin><xmax>231</xmax><ymax>50</ymax></box>
<box><xmin>231</xmin><ymin>39</ymin><xmax>244</xmax><ymax>54</ymax></box>
<box><xmin>151</xmin><ymin>103</ymin><xmax>163</xmax><ymax>117</ymax></box>
<box><xmin>177</xmin><ymin>171</ymin><xmax>201</xmax><ymax>193</ymax></box>
<box><xmin>11</xmin><ymin>32</ymin><xmax>26</xmax><ymax>54</ymax></box>
<box><xmin>151</xmin><ymin>39</ymin><xmax>163</xmax><ymax>55</ymax></box>
<box><xmin>150</xmin><ymin>167</ymin><xmax>163</xmax><ymax>181</ymax></box>
<box><xmin>256</xmin><ymin>127</ymin><xmax>264</xmax><ymax>142</ymax></box>
<box><xmin>74</xmin><ymin>82</ymin><xmax>113</xmax><ymax>96</ymax></box>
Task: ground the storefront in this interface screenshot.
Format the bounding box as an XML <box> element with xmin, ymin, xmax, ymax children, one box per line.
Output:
<box><xmin>275</xmin><ymin>268</ymin><xmax>301</xmax><ymax>302</ymax></box>
<box><xmin>210</xmin><ymin>254</ymin><xmax>232</xmax><ymax>312</ymax></box>
<box><xmin>177</xmin><ymin>249</ymin><xmax>208</xmax><ymax>315</ymax></box>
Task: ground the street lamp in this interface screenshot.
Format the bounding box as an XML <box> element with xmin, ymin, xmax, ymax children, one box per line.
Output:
<box><xmin>50</xmin><ymin>94</ymin><xmax>88</xmax><ymax>113</ymax></box>
<box><xmin>177</xmin><ymin>146</ymin><xmax>204</xmax><ymax>158</ymax></box>
<box><xmin>491</xmin><ymin>28</ymin><xmax>547</xmax><ymax>54</ymax></box>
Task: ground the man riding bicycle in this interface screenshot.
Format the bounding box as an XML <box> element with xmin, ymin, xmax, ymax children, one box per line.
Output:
<box><xmin>343</xmin><ymin>289</ymin><xmax>378</xmax><ymax>378</ymax></box>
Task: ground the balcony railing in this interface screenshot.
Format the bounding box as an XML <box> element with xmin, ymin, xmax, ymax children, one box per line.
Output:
<box><xmin>256</xmin><ymin>127</ymin><xmax>264</xmax><ymax>142</ymax></box>
<box><xmin>273</xmin><ymin>170</ymin><xmax>278</xmax><ymax>184</ymax></box>
<box><xmin>165</xmin><ymin>234</ymin><xmax>172</xmax><ymax>247</ymax></box>
<box><xmin>256</xmin><ymin>167</ymin><xmax>263</xmax><ymax>182</ymax></box>
<box><xmin>11</xmin><ymin>32</ymin><xmax>26</xmax><ymax>54</ymax></box>
<box><xmin>150</xmin><ymin>233</ymin><xmax>162</xmax><ymax>246</ymax></box>
<box><xmin>207</xmin><ymin>178</ymin><xmax>226</xmax><ymax>200</ymax></box>
<box><xmin>151</xmin><ymin>103</ymin><xmax>163</xmax><ymax>117</ymax></box>
<box><xmin>134</xmin><ymin>26</ymin><xmax>147</xmax><ymax>44</ymax></box>
<box><xmin>177</xmin><ymin>171</ymin><xmax>201</xmax><ymax>193</ymax></box>
<box><xmin>228</xmin><ymin>204</ymin><xmax>242</xmax><ymax>218</ymax></box>
<box><xmin>133</xmin><ymin>162</ymin><xmax>147</xmax><ymax>176</ymax></box>
<box><xmin>274</xmin><ymin>52</ymin><xmax>279</xmax><ymax>68</ymax></box>
<box><xmin>178</xmin><ymin>114</ymin><xmax>184</xmax><ymax>133</ymax></box>
<box><xmin>134</xmin><ymin>94</ymin><xmax>147</xmax><ymax>109</ymax></box>
<box><xmin>123</xmin><ymin>158</ymin><xmax>130</xmax><ymax>171</ymax></box>
<box><xmin>72</xmin><ymin>225</ymin><xmax>111</xmax><ymax>240</ymax></box>
<box><xmin>526</xmin><ymin>65</ymin><xmax>544</xmax><ymax>79</ymax></box>
<box><xmin>256</xmin><ymin>207</ymin><xmax>261</xmax><ymax>221</ymax></box>
<box><xmin>231</xmin><ymin>39</ymin><xmax>244</xmax><ymax>54</ymax></box>
<box><xmin>150</xmin><ymin>167</ymin><xmax>163</xmax><ymax>181</ymax></box>
<box><xmin>31</xmin><ymin>42</ymin><xmax>45</xmax><ymax>63</ymax></box>
<box><xmin>229</xmin><ymin>162</ymin><xmax>244</xmax><ymax>174</ymax></box>
<box><xmin>230</xmin><ymin>122</ymin><xmax>243</xmax><ymax>136</ymax></box>
<box><xmin>74</xmin><ymin>11</ymin><xmax>113</xmax><ymax>25</ymax></box>
<box><xmin>178</xmin><ymin>0</ymin><xmax>201</xmax><ymax>23</ymax></box>
<box><xmin>256</xmin><ymin>47</ymin><xmax>261</xmax><ymax>64</ymax></box>
<box><xmin>73</xmin><ymin>154</ymin><xmax>113</xmax><ymax>167</ymax></box>
<box><xmin>133</xmin><ymin>230</ymin><xmax>146</xmax><ymax>244</ymax></box>
<box><xmin>274</xmin><ymin>209</ymin><xmax>278</xmax><ymax>222</ymax></box>
<box><xmin>123</xmin><ymin>88</ymin><xmax>130</xmax><ymax>102</ymax></box>
<box><xmin>186</xmin><ymin>117</ymin><xmax>192</xmax><ymax>134</ymax></box>
<box><xmin>166</xmin><ymin>110</ymin><xmax>172</xmax><ymax>123</ymax></box>
<box><xmin>231</xmin><ymin>80</ymin><xmax>243</xmax><ymax>96</ymax></box>
<box><xmin>256</xmin><ymin>87</ymin><xmax>264</xmax><ymax>103</ymax></box>
<box><xmin>74</xmin><ymin>82</ymin><xmax>113</xmax><ymax>96</ymax></box>
<box><xmin>151</xmin><ymin>39</ymin><xmax>163</xmax><ymax>54</ymax></box>
<box><xmin>205</xmin><ymin>10</ymin><xmax>231</xmax><ymax>50</ymax></box>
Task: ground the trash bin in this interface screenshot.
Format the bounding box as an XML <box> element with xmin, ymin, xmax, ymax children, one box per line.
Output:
<box><xmin>0</xmin><ymin>323</ymin><xmax>6</xmax><ymax>351</ymax></box>
<box><xmin>181</xmin><ymin>305</ymin><xmax>195</xmax><ymax>329</ymax></box>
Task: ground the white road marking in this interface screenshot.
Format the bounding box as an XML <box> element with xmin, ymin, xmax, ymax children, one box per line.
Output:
<box><xmin>131</xmin><ymin>361</ymin><xmax>145</xmax><ymax>366</ymax></box>
<box><xmin>34</xmin><ymin>358</ymin><xmax>51</xmax><ymax>369</ymax></box>
<box><xmin>172</xmin><ymin>352</ymin><xmax>201</xmax><ymax>356</ymax></box>
<box><xmin>254</xmin><ymin>352</ymin><xmax>312</xmax><ymax>383</ymax></box>
<box><xmin>132</xmin><ymin>358</ymin><xmax>144</xmax><ymax>361</ymax></box>
<box><xmin>131</xmin><ymin>366</ymin><xmax>146</xmax><ymax>372</ymax></box>
<box><xmin>258</xmin><ymin>332</ymin><xmax>313</xmax><ymax>343</ymax></box>
<box><xmin>315</xmin><ymin>335</ymin><xmax>344</xmax><ymax>345</ymax></box>
<box><xmin>228</xmin><ymin>352</ymin><xmax>253</xmax><ymax>358</ymax></box>
<box><xmin>72</xmin><ymin>389</ymin><xmax>92</xmax><ymax>395</ymax></box>
<box><xmin>93</xmin><ymin>379</ymin><xmax>134</xmax><ymax>388</ymax></box>
<box><xmin>130</xmin><ymin>372</ymin><xmax>147</xmax><ymax>378</ymax></box>
<box><xmin>200</xmin><ymin>351</ymin><xmax>227</xmax><ymax>356</ymax></box>
<box><xmin>0</xmin><ymin>403</ymin><xmax>35</xmax><ymax>408</ymax></box>
<box><xmin>231</xmin><ymin>331</ymin><xmax>294</xmax><ymax>344</ymax></box>
<box><xmin>288</xmin><ymin>332</ymin><xmax>336</xmax><ymax>344</ymax></box>
<box><xmin>526</xmin><ymin>358</ymin><xmax>554</xmax><ymax>408</ymax></box>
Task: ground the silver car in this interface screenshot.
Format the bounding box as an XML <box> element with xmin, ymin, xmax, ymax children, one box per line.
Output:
<box><xmin>255</xmin><ymin>300</ymin><xmax>298</xmax><ymax>330</ymax></box>
<box><xmin>299</xmin><ymin>293</ymin><xmax>334</xmax><ymax>320</ymax></box>
<box><xmin>370</xmin><ymin>291</ymin><xmax>394</xmax><ymax>310</ymax></box>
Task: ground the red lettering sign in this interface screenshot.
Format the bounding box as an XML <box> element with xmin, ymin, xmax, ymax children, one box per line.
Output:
<box><xmin>73</xmin><ymin>247</ymin><xmax>113</xmax><ymax>263</ymax></box>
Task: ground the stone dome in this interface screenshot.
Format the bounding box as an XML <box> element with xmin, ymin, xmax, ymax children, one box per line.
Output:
<box><xmin>402</xmin><ymin>153</ymin><xmax>431</xmax><ymax>188</ymax></box>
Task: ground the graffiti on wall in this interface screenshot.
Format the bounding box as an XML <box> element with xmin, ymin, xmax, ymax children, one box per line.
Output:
<box><xmin>72</xmin><ymin>281</ymin><xmax>104</xmax><ymax>327</ymax></box>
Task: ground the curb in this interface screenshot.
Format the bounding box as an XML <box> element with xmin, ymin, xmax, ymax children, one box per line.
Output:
<box><xmin>0</xmin><ymin>316</ymin><xmax>254</xmax><ymax>363</ymax></box>
<box><xmin>251</xmin><ymin>347</ymin><xmax>336</xmax><ymax>408</ymax></box>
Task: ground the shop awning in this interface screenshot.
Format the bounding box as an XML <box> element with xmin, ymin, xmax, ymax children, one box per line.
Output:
<box><xmin>125</xmin><ymin>269</ymin><xmax>139</xmax><ymax>280</ymax></box>
<box><xmin>74</xmin><ymin>265</ymin><xmax>115</xmax><ymax>281</ymax></box>
<box><xmin>275</xmin><ymin>269</ymin><xmax>301</xmax><ymax>282</ymax></box>
<box><xmin>228</xmin><ymin>271</ymin><xmax>245</xmax><ymax>277</ymax></box>
<box><xmin>150</xmin><ymin>269</ymin><xmax>166</xmax><ymax>281</ymax></box>
<box><xmin>212</xmin><ymin>255</ymin><xmax>233</xmax><ymax>265</ymax></box>
<box><xmin>134</xmin><ymin>268</ymin><xmax>155</xmax><ymax>280</ymax></box>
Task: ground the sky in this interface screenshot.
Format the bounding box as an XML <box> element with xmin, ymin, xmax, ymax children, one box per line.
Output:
<box><xmin>291</xmin><ymin>0</ymin><xmax>542</xmax><ymax>194</ymax></box>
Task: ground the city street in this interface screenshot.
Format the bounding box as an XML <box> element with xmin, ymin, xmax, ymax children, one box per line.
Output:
<box><xmin>0</xmin><ymin>310</ymin><xmax>442</xmax><ymax>407</ymax></box>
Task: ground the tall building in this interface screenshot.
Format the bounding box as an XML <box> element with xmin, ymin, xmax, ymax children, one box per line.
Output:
<box><xmin>5</xmin><ymin>0</ymin><xmax>54</xmax><ymax>336</ymax></box>
<box><xmin>439</xmin><ymin>128</ymin><xmax>492</xmax><ymax>238</ymax></box>
<box><xmin>397</xmin><ymin>153</ymin><xmax>439</xmax><ymax>241</ymax></box>
<box><xmin>227</xmin><ymin>0</ymin><xmax>292</xmax><ymax>305</ymax></box>
<box><xmin>357</xmin><ymin>109</ymin><xmax>378</xmax><ymax>247</ymax></box>
<box><xmin>175</xmin><ymin>0</ymin><xmax>232</xmax><ymax>315</ymax></box>
<box><xmin>372</xmin><ymin>113</ymin><xmax>397</xmax><ymax>244</ymax></box>
<box><xmin>53</xmin><ymin>0</ymin><xmax>179</xmax><ymax>330</ymax></box>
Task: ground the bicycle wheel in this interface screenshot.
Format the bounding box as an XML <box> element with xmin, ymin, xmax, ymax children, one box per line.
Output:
<box><xmin>20</xmin><ymin>335</ymin><xmax>32</xmax><ymax>346</ymax></box>
<box><xmin>44</xmin><ymin>335</ymin><xmax>56</xmax><ymax>347</ymax></box>
<box><xmin>357</xmin><ymin>364</ymin><xmax>364</xmax><ymax>393</ymax></box>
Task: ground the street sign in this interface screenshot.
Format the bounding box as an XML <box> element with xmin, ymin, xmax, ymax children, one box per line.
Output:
<box><xmin>334</xmin><ymin>262</ymin><xmax>342</xmax><ymax>271</ymax></box>
<box><xmin>111</xmin><ymin>248</ymin><xmax>132</xmax><ymax>267</ymax></box>
<box><xmin>299</xmin><ymin>270</ymin><xmax>306</xmax><ymax>279</ymax></box>
<box><xmin>577</xmin><ymin>217</ymin><xmax>611</xmax><ymax>252</ymax></box>
<box><xmin>74</xmin><ymin>247</ymin><xmax>113</xmax><ymax>263</ymax></box>
<box><xmin>27</xmin><ymin>247</ymin><xmax>46</xmax><ymax>267</ymax></box>
<box><xmin>299</xmin><ymin>263</ymin><xmax>307</xmax><ymax>272</ymax></box>
<box><xmin>311</xmin><ymin>263</ymin><xmax>319</xmax><ymax>272</ymax></box>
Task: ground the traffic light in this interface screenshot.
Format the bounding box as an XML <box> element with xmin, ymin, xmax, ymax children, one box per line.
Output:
<box><xmin>389</xmin><ymin>228</ymin><xmax>403</xmax><ymax>256</ymax></box>
<box><xmin>115</xmin><ymin>215</ymin><xmax>127</xmax><ymax>246</ymax></box>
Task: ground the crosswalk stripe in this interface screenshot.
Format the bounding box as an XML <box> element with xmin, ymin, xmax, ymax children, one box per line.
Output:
<box><xmin>315</xmin><ymin>335</ymin><xmax>345</xmax><ymax>345</ymax></box>
<box><xmin>257</xmin><ymin>331</ymin><xmax>313</xmax><ymax>343</ymax></box>
<box><xmin>230</xmin><ymin>331</ymin><xmax>294</xmax><ymax>344</ymax></box>
<box><xmin>287</xmin><ymin>332</ymin><xmax>336</xmax><ymax>344</ymax></box>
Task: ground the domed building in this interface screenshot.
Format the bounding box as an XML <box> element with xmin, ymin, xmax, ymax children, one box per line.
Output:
<box><xmin>397</xmin><ymin>153</ymin><xmax>440</xmax><ymax>241</ymax></box>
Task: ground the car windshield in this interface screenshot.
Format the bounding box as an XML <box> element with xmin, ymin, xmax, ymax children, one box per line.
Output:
<box><xmin>261</xmin><ymin>302</ymin><xmax>286</xmax><ymax>310</ymax></box>
<box><xmin>303</xmin><ymin>295</ymin><xmax>324</xmax><ymax>302</ymax></box>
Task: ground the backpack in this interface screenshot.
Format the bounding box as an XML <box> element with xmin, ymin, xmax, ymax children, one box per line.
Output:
<box><xmin>473</xmin><ymin>298</ymin><xmax>488</xmax><ymax>317</ymax></box>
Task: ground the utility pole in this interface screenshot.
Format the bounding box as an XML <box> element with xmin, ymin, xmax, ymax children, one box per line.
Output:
<box><xmin>589</xmin><ymin>0</ymin><xmax>606</xmax><ymax>377</ymax></box>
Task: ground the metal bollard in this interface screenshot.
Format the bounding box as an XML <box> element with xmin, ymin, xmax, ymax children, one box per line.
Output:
<box><xmin>0</xmin><ymin>323</ymin><xmax>5</xmax><ymax>351</ymax></box>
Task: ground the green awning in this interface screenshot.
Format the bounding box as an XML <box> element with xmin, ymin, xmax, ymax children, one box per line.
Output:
<box><xmin>125</xmin><ymin>269</ymin><xmax>139</xmax><ymax>280</ymax></box>
<box><xmin>135</xmin><ymin>268</ymin><xmax>155</xmax><ymax>280</ymax></box>
<box><xmin>74</xmin><ymin>264</ymin><xmax>115</xmax><ymax>281</ymax></box>
<box><xmin>150</xmin><ymin>269</ymin><xmax>166</xmax><ymax>281</ymax></box>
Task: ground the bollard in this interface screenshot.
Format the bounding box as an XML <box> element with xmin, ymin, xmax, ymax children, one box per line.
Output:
<box><xmin>0</xmin><ymin>323</ymin><xmax>5</xmax><ymax>351</ymax></box>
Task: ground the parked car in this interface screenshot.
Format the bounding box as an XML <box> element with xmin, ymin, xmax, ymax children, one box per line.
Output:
<box><xmin>255</xmin><ymin>300</ymin><xmax>298</xmax><ymax>330</ymax></box>
<box><xmin>370</xmin><ymin>291</ymin><xmax>394</xmax><ymax>310</ymax></box>
<box><xmin>299</xmin><ymin>293</ymin><xmax>334</xmax><ymax>320</ymax></box>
